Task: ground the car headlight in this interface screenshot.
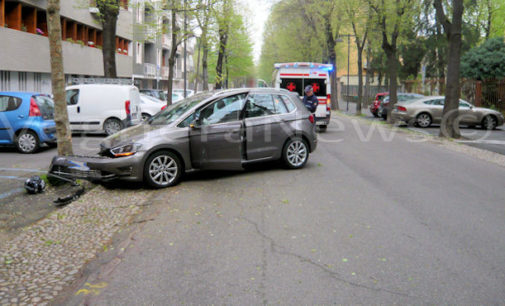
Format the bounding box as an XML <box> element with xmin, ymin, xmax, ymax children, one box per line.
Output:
<box><xmin>110</xmin><ymin>143</ymin><xmax>142</xmax><ymax>157</ymax></box>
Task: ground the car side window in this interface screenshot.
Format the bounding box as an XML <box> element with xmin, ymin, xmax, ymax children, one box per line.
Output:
<box><xmin>459</xmin><ymin>100</ymin><xmax>470</xmax><ymax>108</ymax></box>
<box><xmin>273</xmin><ymin>95</ymin><xmax>289</xmax><ymax>114</ymax></box>
<box><xmin>433</xmin><ymin>99</ymin><xmax>444</xmax><ymax>106</ymax></box>
<box><xmin>0</xmin><ymin>96</ymin><xmax>22</xmax><ymax>112</ymax></box>
<box><xmin>200</xmin><ymin>94</ymin><xmax>246</xmax><ymax>126</ymax></box>
<box><xmin>423</xmin><ymin>100</ymin><xmax>433</xmax><ymax>105</ymax></box>
<box><xmin>279</xmin><ymin>95</ymin><xmax>296</xmax><ymax>112</ymax></box>
<box><xmin>245</xmin><ymin>94</ymin><xmax>276</xmax><ymax>118</ymax></box>
<box><xmin>66</xmin><ymin>89</ymin><xmax>79</xmax><ymax>105</ymax></box>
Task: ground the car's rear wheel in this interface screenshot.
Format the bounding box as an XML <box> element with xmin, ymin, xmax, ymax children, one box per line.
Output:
<box><xmin>16</xmin><ymin>130</ymin><xmax>39</xmax><ymax>153</ymax></box>
<box><xmin>282</xmin><ymin>137</ymin><xmax>309</xmax><ymax>169</ymax></box>
<box><xmin>144</xmin><ymin>151</ymin><xmax>183</xmax><ymax>188</ymax></box>
<box><xmin>104</xmin><ymin>118</ymin><xmax>123</xmax><ymax>136</ymax></box>
<box><xmin>416</xmin><ymin>113</ymin><xmax>432</xmax><ymax>128</ymax></box>
<box><xmin>141</xmin><ymin>113</ymin><xmax>151</xmax><ymax>122</ymax></box>
<box><xmin>481</xmin><ymin>115</ymin><xmax>497</xmax><ymax>130</ymax></box>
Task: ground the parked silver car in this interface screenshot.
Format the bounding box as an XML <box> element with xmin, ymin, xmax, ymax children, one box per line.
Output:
<box><xmin>49</xmin><ymin>89</ymin><xmax>318</xmax><ymax>188</ymax></box>
<box><xmin>392</xmin><ymin>96</ymin><xmax>505</xmax><ymax>129</ymax></box>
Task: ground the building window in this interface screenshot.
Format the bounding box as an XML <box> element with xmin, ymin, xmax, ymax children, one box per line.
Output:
<box><xmin>136</xmin><ymin>42</ymin><xmax>143</xmax><ymax>64</ymax></box>
<box><xmin>18</xmin><ymin>72</ymin><xmax>27</xmax><ymax>91</ymax></box>
<box><xmin>34</xmin><ymin>73</ymin><xmax>42</xmax><ymax>92</ymax></box>
<box><xmin>0</xmin><ymin>71</ymin><xmax>10</xmax><ymax>91</ymax></box>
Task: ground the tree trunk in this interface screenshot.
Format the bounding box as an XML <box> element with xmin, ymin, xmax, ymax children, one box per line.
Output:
<box><xmin>435</xmin><ymin>0</ymin><xmax>464</xmax><ymax>138</ymax></box>
<box><xmin>365</xmin><ymin>42</ymin><xmax>371</xmax><ymax>107</ymax></box>
<box><xmin>356</xmin><ymin>45</ymin><xmax>363</xmax><ymax>115</ymax></box>
<box><xmin>215</xmin><ymin>26</ymin><xmax>228</xmax><ymax>89</ymax></box>
<box><xmin>193</xmin><ymin>37</ymin><xmax>201</xmax><ymax>91</ymax></box>
<box><xmin>325</xmin><ymin>19</ymin><xmax>339</xmax><ymax>110</ymax></box>
<box><xmin>97</xmin><ymin>0</ymin><xmax>119</xmax><ymax>78</ymax></box>
<box><xmin>385</xmin><ymin>49</ymin><xmax>398</xmax><ymax>123</ymax></box>
<box><xmin>46</xmin><ymin>0</ymin><xmax>73</xmax><ymax>155</ymax></box>
<box><xmin>166</xmin><ymin>9</ymin><xmax>178</xmax><ymax>106</ymax></box>
<box><xmin>202</xmin><ymin>39</ymin><xmax>209</xmax><ymax>90</ymax></box>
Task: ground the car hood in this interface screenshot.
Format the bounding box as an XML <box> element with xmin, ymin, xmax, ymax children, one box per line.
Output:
<box><xmin>100</xmin><ymin>123</ymin><xmax>164</xmax><ymax>149</ymax></box>
<box><xmin>473</xmin><ymin>107</ymin><xmax>501</xmax><ymax>114</ymax></box>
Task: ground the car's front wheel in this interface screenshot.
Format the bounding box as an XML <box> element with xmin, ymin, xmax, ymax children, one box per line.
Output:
<box><xmin>144</xmin><ymin>151</ymin><xmax>183</xmax><ymax>188</ymax></box>
<box><xmin>282</xmin><ymin>137</ymin><xmax>309</xmax><ymax>169</ymax></box>
<box><xmin>16</xmin><ymin>130</ymin><xmax>39</xmax><ymax>153</ymax></box>
<box><xmin>481</xmin><ymin>115</ymin><xmax>497</xmax><ymax>130</ymax></box>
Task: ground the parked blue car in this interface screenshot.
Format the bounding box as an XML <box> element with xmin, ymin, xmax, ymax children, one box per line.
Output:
<box><xmin>0</xmin><ymin>92</ymin><xmax>57</xmax><ymax>153</ymax></box>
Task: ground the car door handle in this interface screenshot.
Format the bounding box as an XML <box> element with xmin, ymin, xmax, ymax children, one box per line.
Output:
<box><xmin>77</xmin><ymin>106</ymin><xmax>80</xmax><ymax>113</ymax></box>
<box><xmin>18</xmin><ymin>115</ymin><xmax>25</xmax><ymax>119</ymax></box>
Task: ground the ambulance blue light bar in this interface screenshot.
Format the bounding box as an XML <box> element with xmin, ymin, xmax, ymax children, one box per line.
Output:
<box><xmin>274</xmin><ymin>62</ymin><xmax>333</xmax><ymax>71</ymax></box>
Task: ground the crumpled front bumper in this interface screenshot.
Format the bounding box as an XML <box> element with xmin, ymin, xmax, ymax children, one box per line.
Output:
<box><xmin>48</xmin><ymin>154</ymin><xmax>144</xmax><ymax>182</ymax></box>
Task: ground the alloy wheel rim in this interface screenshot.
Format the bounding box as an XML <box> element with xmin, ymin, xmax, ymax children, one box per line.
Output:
<box><xmin>287</xmin><ymin>140</ymin><xmax>307</xmax><ymax>167</ymax></box>
<box><xmin>149</xmin><ymin>155</ymin><xmax>178</xmax><ymax>186</ymax></box>
<box><xmin>106</xmin><ymin>121</ymin><xmax>121</xmax><ymax>135</ymax></box>
<box><xmin>18</xmin><ymin>133</ymin><xmax>36</xmax><ymax>152</ymax></box>
<box><xmin>485</xmin><ymin>116</ymin><xmax>496</xmax><ymax>129</ymax></box>
<box><xmin>418</xmin><ymin>114</ymin><xmax>431</xmax><ymax>127</ymax></box>
<box><xmin>142</xmin><ymin>114</ymin><xmax>150</xmax><ymax>121</ymax></box>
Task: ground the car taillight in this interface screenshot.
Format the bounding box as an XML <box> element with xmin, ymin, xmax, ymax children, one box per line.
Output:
<box><xmin>125</xmin><ymin>100</ymin><xmax>131</xmax><ymax>115</ymax></box>
<box><xmin>397</xmin><ymin>106</ymin><xmax>407</xmax><ymax>112</ymax></box>
<box><xmin>308</xmin><ymin>114</ymin><xmax>315</xmax><ymax>124</ymax></box>
<box><xmin>326</xmin><ymin>94</ymin><xmax>331</xmax><ymax>111</ymax></box>
<box><xmin>161</xmin><ymin>105</ymin><xmax>167</xmax><ymax>110</ymax></box>
<box><xmin>29</xmin><ymin>98</ymin><xmax>41</xmax><ymax>117</ymax></box>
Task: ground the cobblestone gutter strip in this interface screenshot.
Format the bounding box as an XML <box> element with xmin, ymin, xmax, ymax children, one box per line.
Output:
<box><xmin>0</xmin><ymin>186</ymin><xmax>150</xmax><ymax>305</ymax></box>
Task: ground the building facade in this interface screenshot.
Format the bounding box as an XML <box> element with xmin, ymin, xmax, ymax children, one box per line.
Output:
<box><xmin>0</xmin><ymin>0</ymin><xmax>193</xmax><ymax>93</ymax></box>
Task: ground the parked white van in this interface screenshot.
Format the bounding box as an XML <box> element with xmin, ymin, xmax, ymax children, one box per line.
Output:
<box><xmin>65</xmin><ymin>84</ymin><xmax>142</xmax><ymax>135</ymax></box>
<box><xmin>274</xmin><ymin>62</ymin><xmax>332</xmax><ymax>130</ymax></box>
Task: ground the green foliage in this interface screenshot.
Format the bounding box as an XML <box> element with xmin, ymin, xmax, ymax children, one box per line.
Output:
<box><xmin>204</xmin><ymin>0</ymin><xmax>255</xmax><ymax>86</ymax></box>
<box><xmin>461</xmin><ymin>37</ymin><xmax>505</xmax><ymax>80</ymax></box>
<box><xmin>258</xmin><ymin>0</ymin><xmax>325</xmax><ymax>82</ymax></box>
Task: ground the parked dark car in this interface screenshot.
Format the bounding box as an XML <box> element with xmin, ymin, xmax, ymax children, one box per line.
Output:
<box><xmin>49</xmin><ymin>88</ymin><xmax>318</xmax><ymax>188</ymax></box>
<box><xmin>0</xmin><ymin>92</ymin><xmax>56</xmax><ymax>153</ymax></box>
<box><xmin>378</xmin><ymin>93</ymin><xmax>424</xmax><ymax>119</ymax></box>
<box><xmin>370</xmin><ymin>92</ymin><xmax>388</xmax><ymax>117</ymax></box>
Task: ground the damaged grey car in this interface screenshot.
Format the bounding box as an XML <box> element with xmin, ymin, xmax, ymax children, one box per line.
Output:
<box><xmin>49</xmin><ymin>88</ymin><xmax>318</xmax><ymax>188</ymax></box>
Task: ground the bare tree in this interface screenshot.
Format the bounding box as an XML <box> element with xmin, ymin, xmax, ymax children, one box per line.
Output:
<box><xmin>434</xmin><ymin>0</ymin><xmax>464</xmax><ymax>138</ymax></box>
<box><xmin>47</xmin><ymin>0</ymin><xmax>73</xmax><ymax>155</ymax></box>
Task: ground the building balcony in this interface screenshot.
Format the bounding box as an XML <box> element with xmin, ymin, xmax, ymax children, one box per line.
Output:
<box><xmin>0</xmin><ymin>27</ymin><xmax>132</xmax><ymax>77</ymax></box>
<box><xmin>162</xmin><ymin>34</ymin><xmax>171</xmax><ymax>49</ymax></box>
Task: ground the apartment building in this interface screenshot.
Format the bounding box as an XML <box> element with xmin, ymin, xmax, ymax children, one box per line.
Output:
<box><xmin>132</xmin><ymin>0</ymin><xmax>194</xmax><ymax>91</ymax></box>
<box><xmin>0</xmin><ymin>0</ymin><xmax>194</xmax><ymax>93</ymax></box>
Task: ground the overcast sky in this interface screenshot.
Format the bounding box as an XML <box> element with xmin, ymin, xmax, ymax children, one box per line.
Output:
<box><xmin>239</xmin><ymin>0</ymin><xmax>276</xmax><ymax>64</ymax></box>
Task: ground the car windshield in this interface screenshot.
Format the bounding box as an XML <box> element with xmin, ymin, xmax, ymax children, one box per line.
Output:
<box><xmin>33</xmin><ymin>95</ymin><xmax>55</xmax><ymax>120</ymax></box>
<box><xmin>148</xmin><ymin>93</ymin><xmax>212</xmax><ymax>126</ymax></box>
<box><xmin>158</xmin><ymin>91</ymin><xmax>167</xmax><ymax>101</ymax></box>
<box><xmin>142</xmin><ymin>95</ymin><xmax>163</xmax><ymax>103</ymax></box>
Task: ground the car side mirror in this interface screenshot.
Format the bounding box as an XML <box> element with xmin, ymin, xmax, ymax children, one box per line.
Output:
<box><xmin>189</xmin><ymin>113</ymin><xmax>201</xmax><ymax>129</ymax></box>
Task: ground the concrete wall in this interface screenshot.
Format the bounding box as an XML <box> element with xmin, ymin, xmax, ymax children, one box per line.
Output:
<box><xmin>0</xmin><ymin>27</ymin><xmax>132</xmax><ymax>77</ymax></box>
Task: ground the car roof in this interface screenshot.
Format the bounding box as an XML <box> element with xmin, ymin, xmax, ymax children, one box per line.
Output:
<box><xmin>0</xmin><ymin>91</ymin><xmax>46</xmax><ymax>98</ymax></box>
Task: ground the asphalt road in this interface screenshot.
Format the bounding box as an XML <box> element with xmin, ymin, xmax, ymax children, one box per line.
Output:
<box><xmin>66</xmin><ymin>114</ymin><xmax>505</xmax><ymax>304</ymax></box>
<box><xmin>348</xmin><ymin>101</ymin><xmax>505</xmax><ymax>155</ymax></box>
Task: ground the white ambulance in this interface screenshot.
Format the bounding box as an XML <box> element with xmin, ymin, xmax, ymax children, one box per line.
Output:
<box><xmin>274</xmin><ymin>62</ymin><xmax>332</xmax><ymax>130</ymax></box>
